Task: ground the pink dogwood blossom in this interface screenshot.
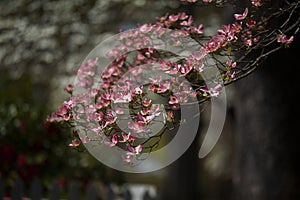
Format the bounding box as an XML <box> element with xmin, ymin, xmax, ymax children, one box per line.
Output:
<box><xmin>277</xmin><ymin>34</ymin><xmax>294</xmax><ymax>45</ymax></box>
<box><xmin>234</xmin><ymin>8</ymin><xmax>249</xmax><ymax>20</ymax></box>
<box><xmin>251</xmin><ymin>0</ymin><xmax>262</xmax><ymax>7</ymax></box>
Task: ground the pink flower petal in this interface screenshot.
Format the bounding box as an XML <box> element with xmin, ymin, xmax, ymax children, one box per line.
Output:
<box><xmin>234</xmin><ymin>8</ymin><xmax>248</xmax><ymax>20</ymax></box>
<box><xmin>69</xmin><ymin>139</ymin><xmax>81</xmax><ymax>147</ymax></box>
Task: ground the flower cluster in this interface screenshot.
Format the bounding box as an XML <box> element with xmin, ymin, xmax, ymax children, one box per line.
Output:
<box><xmin>48</xmin><ymin>11</ymin><xmax>220</xmax><ymax>164</ymax></box>
<box><xmin>251</xmin><ymin>0</ymin><xmax>262</xmax><ymax>7</ymax></box>
<box><xmin>203</xmin><ymin>7</ymin><xmax>261</xmax><ymax>54</ymax></box>
<box><xmin>277</xmin><ymin>34</ymin><xmax>294</xmax><ymax>45</ymax></box>
<box><xmin>46</xmin><ymin>100</ymin><xmax>75</xmax><ymax>123</ymax></box>
<box><xmin>48</xmin><ymin>0</ymin><xmax>298</xmax><ymax>165</ymax></box>
<box><xmin>156</xmin><ymin>12</ymin><xmax>204</xmax><ymax>36</ymax></box>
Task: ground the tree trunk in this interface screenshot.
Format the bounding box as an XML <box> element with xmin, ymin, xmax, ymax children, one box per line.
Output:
<box><xmin>161</xmin><ymin>131</ymin><xmax>200</xmax><ymax>200</ymax></box>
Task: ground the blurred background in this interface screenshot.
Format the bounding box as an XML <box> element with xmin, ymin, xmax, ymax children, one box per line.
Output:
<box><xmin>0</xmin><ymin>0</ymin><xmax>299</xmax><ymax>199</ymax></box>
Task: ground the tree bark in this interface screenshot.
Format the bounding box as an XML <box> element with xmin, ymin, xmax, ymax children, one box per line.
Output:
<box><xmin>161</xmin><ymin>131</ymin><xmax>200</xmax><ymax>200</ymax></box>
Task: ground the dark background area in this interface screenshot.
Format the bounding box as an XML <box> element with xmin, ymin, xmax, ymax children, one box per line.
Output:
<box><xmin>0</xmin><ymin>0</ymin><xmax>299</xmax><ymax>199</ymax></box>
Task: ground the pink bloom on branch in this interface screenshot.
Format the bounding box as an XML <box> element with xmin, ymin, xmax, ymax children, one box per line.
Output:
<box><xmin>101</xmin><ymin>109</ymin><xmax>117</xmax><ymax>129</ymax></box>
<box><xmin>180</xmin><ymin>17</ymin><xmax>193</xmax><ymax>26</ymax></box>
<box><xmin>140</xmin><ymin>108</ymin><xmax>150</xmax><ymax>116</ymax></box>
<box><xmin>157</xmin><ymin>13</ymin><xmax>169</xmax><ymax>22</ymax></box>
<box><xmin>64</xmin><ymin>84</ymin><xmax>74</xmax><ymax>93</ymax></box>
<box><xmin>226</xmin><ymin>70</ymin><xmax>236</xmax><ymax>79</ymax></box>
<box><xmin>122</xmin><ymin>154</ymin><xmax>132</xmax><ymax>163</ymax></box>
<box><xmin>251</xmin><ymin>0</ymin><xmax>262</xmax><ymax>7</ymax></box>
<box><xmin>166</xmin><ymin>63</ymin><xmax>192</xmax><ymax>76</ymax></box>
<box><xmin>111</xmin><ymin>134</ymin><xmax>119</xmax><ymax>145</ymax></box>
<box><xmin>179</xmin><ymin>12</ymin><xmax>189</xmax><ymax>20</ymax></box>
<box><xmin>137</xmin><ymin>114</ymin><xmax>149</xmax><ymax>124</ymax></box>
<box><xmin>80</xmin><ymin>136</ymin><xmax>90</xmax><ymax>143</ymax></box>
<box><xmin>128</xmin><ymin>120</ymin><xmax>149</xmax><ymax>133</ymax></box>
<box><xmin>122</xmin><ymin>144</ymin><xmax>143</xmax><ymax>163</ymax></box>
<box><xmin>244</xmin><ymin>38</ymin><xmax>253</xmax><ymax>47</ymax></box>
<box><xmin>148</xmin><ymin>85</ymin><xmax>158</xmax><ymax>93</ymax></box>
<box><xmin>246</xmin><ymin>19</ymin><xmax>257</xmax><ymax>28</ymax></box>
<box><xmin>139</xmin><ymin>24</ymin><xmax>153</xmax><ymax>33</ymax></box>
<box><xmin>169</xmin><ymin>14</ymin><xmax>179</xmax><ymax>22</ymax></box>
<box><xmin>149</xmin><ymin>104</ymin><xmax>162</xmax><ymax>117</ymax></box>
<box><xmin>142</xmin><ymin>98</ymin><xmax>152</xmax><ymax>107</ymax></box>
<box><xmin>156</xmin><ymin>60</ymin><xmax>172</xmax><ymax>71</ymax></box>
<box><xmin>105</xmin><ymin>134</ymin><xmax>119</xmax><ymax>147</ymax></box>
<box><xmin>203</xmin><ymin>35</ymin><xmax>227</xmax><ymax>52</ymax></box>
<box><xmin>99</xmin><ymin>81</ymin><xmax>111</xmax><ymax>89</ymax></box>
<box><xmin>115</xmin><ymin>107</ymin><xmax>124</xmax><ymax>115</ymax></box>
<box><xmin>113</xmin><ymin>92</ymin><xmax>133</xmax><ymax>103</ymax></box>
<box><xmin>76</xmin><ymin>58</ymin><xmax>98</xmax><ymax>88</ymax></box>
<box><xmin>57</xmin><ymin>105</ymin><xmax>68</xmax><ymax>115</ymax></box>
<box><xmin>231</xmin><ymin>22</ymin><xmax>243</xmax><ymax>33</ymax></box>
<box><xmin>149</xmin><ymin>76</ymin><xmax>162</xmax><ymax>85</ymax></box>
<box><xmin>120</xmin><ymin>132</ymin><xmax>136</xmax><ymax>143</ymax></box>
<box><xmin>69</xmin><ymin>139</ymin><xmax>81</xmax><ymax>147</ymax></box>
<box><xmin>101</xmin><ymin>91</ymin><xmax>113</xmax><ymax>101</ymax></box>
<box><xmin>130</xmin><ymin>67</ymin><xmax>143</xmax><ymax>76</ymax></box>
<box><xmin>91</xmin><ymin>112</ymin><xmax>104</xmax><ymax>122</ymax></box>
<box><xmin>157</xmin><ymin>81</ymin><xmax>171</xmax><ymax>93</ymax></box>
<box><xmin>64</xmin><ymin>99</ymin><xmax>74</xmax><ymax>109</ymax></box>
<box><xmin>106</xmin><ymin>109</ymin><xmax>117</xmax><ymax>123</ymax></box>
<box><xmin>134</xmin><ymin>86</ymin><xmax>143</xmax><ymax>95</ymax></box>
<box><xmin>200</xmin><ymin>84</ymin><xmax>223</xmax><ymax>97</ymax></box>
<box><xmin>218</xmin><ymin>24</ymin><xmax>239</xmax><ymax>42</ymax></box>
<box><xmin>253</xmin><ymin>36</ymin><xmax>260</xmax><ymax>43</ymax></box>
<box><xmin>277</xmin><ymin>34</ymin><xmax>294</xmax><ymax>45</ymax></box>
<box><xmin>46</xmin><ymin>100</ymin><xmax>75</xmax><ymax>123</ymax></box>
<box><xmin>187</xmin><ymin>24</ymin><xmax>204</xmax><ymax>35</ymax></box>
<box><xmin>234</xmin><ymin>8</ymin><xmax>248</xmax><ymax>20</ymax></box>
<box><xmin>102</xmin><ymin>65</ymin><xmax>121</xmax><ymax>79</ymax></box>
<box><xmin>127</xmin><ymin>144</ymin><xmax>143</xmax><ymax>155</ymax></box>
<box><xmin>186</xmin><ymin>50</ymin><xmax>206</xmax><ymax>72</ymax></box>
<box><xmin>169</xmin><ymin>95</ymin><xmax>179</xmax><ymax>105</ymax></box>
<box><xmin>210</xmin><ymin>84</ymin><xmax>223</xmax><ymax>97</ymax></box>
<box><xmin>226</xmin><ymin>60</ymin><xmax>237</xmax><ymax>68</ymax></box>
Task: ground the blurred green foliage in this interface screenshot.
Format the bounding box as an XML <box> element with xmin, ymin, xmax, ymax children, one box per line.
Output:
<box><xmin>0</xmin><ymin>70</ymin><xmax>117</xmax><ymax>190</ymax></box>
